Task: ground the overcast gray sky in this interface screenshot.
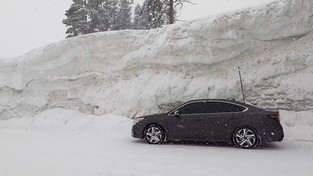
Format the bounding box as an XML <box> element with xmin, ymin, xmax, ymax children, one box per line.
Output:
<box><xmin>0</xmin><ymin>0</ymin><xmax>275</xmax><ymax>59</ymax></box>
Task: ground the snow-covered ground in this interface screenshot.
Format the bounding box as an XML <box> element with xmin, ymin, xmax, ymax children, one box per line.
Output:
<box><xmin>0</xmin><ymin>108</ymin><xmax>312</xmax><ymax>176</ymax></box>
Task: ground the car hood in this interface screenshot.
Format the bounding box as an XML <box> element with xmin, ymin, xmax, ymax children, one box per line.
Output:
<box><xmin>136</xmin><ymin>113</ymin><xmax>168</xmax><ymax>119</ymax></box>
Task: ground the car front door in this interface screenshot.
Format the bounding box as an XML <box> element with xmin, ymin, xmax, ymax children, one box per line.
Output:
<box><xmin>167</xmin><ymin>101</ymin><xmax>207</xmax><ymax>141</ymax></box>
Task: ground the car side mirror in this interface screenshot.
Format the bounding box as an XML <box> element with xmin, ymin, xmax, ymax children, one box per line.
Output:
<box><xmin>174</xmin><ymin>110</ymin><xmax>180</xmax><ymax>117</ymax></box>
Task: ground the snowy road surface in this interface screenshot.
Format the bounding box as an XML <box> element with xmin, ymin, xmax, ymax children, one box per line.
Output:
<box><xmin>0</xmin><ymin>109</ymin><xmax>312</xmax><ymax>176</ymax></box>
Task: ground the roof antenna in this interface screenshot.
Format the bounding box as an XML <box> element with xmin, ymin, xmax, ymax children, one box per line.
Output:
<box><xmin>238</xmin><ymin>66</ymin><xmax>246</xmax><ymax>104</ymax></box>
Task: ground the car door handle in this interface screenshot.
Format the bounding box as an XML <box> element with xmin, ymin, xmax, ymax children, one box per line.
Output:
<box><xmin>230</xmin><ymin>116</ymin><xmax>238</xmax><ymax>120</ymax></box>
<box><xmin>197</xmin><ymin>117</ymin><xmax>204</xmax><ymax>121</ymax></box>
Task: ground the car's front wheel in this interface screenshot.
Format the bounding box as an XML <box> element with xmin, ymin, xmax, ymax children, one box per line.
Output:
<box><xmin>232</xmin><ymin>127</ymin><xmax>259</xmax><ymax>149</ymax></box>
<box><xmin>144</xmin><ymin>124</ymin><xmax>165</xmax><ymax>144</ymax></box>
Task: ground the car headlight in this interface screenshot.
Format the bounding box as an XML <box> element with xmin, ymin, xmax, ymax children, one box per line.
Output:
<box><xmin>133</xmin><ymin>118</ymin><xmax>144</xmax><ymax>125</ymax></box>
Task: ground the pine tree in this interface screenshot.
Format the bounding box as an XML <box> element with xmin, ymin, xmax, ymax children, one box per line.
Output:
<box><xmin>99</xmin><ymin>0</ymin><xmax>112</xmax><ymax>31</ymax></box>
<box><xmin>87</xmin><ymin>0</ymin><xmax>104</xmax><ymax>33</ymax></box>
<box><xmin>137</xmin><ymin>0</ymin><xmax>192</xmax><ymax>29</ymax></box>
<box><xmin>115</xmin><ymin>0</ymin><xmax>133</xmax><ymax>30</ymax></box>
<box><xmin>168</xmin><ymin>0</ymin><xmax>174</xmax><ymax>24</ymax></box>
<box><xmin>63</xmin><ymin>0</ymin><xmax>89</xmax><ymax>38</ymax></box>
<box><xmin>106</xmin><ymin>0</ymin><xmax>119</xmax><ymax>30</ymax></box>
<box><xmin>137</xmin><ymin>1</ymin><xmax>149</xmax><ymax>29</ymax></box>
<box><xmin>87</xmin><ymin>0</ymin><xmax>98</xmax><ymax>33</ymax></box>
<box><xmin>140</xmin><ymin>0</ymin><xmax>165</xmax><ymax>29</ymax></box>
<box><xmin>133</xmin><ymin>4</ymin><xmax>144</xmax><ymax>30</ymax></box>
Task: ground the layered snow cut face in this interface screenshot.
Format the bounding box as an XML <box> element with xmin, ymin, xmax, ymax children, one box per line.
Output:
<box><xmin>0</xmin><ymin>0</ymin><xmax>313</xmax><ymax>119</ymax></box>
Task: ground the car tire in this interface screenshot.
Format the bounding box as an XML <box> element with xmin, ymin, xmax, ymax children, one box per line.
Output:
<box><xmin>232</xmin><ymin>126</ymin><xmax>260</xmax><ymax>149</ymax></box>
<box><xmin>144</xmin><ymin>124</ymin><xmax>165</xmax><ymax>144</ymax></box>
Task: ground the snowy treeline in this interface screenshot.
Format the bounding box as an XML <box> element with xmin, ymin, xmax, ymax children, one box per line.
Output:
<box><xmin>63</xmin><ymin>0</ymin><xmax>191</xmax><ymax>38</ymax></box>
<box><xmin>63</xmin><ymin>0</ymin><xmax>134</xmax><ymax>38</ymax></box>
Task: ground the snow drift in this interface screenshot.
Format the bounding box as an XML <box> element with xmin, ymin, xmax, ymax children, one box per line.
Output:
<box><xmin>0</xmin><ymin>0</ymin><xmax>313</xmax><ymax>118</ymax></box>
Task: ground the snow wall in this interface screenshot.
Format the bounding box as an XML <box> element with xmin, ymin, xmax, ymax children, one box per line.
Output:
<box><xmin>0</xmin><ymin>0</ymin><xmax>313</xmax><ymax>119</ymax></box>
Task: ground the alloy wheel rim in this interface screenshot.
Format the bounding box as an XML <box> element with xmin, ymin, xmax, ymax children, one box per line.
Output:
<box><xmin>235</xmin><ymin>128</ymin><xmax>256</xmax><ymax>148</ymax></box>
<box><xmin>146</xmin><ymin>127</ymin><xmax>163</xmax><ymax>144</ymax></box>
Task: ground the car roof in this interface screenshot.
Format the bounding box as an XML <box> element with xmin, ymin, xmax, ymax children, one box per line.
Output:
<box><xmin>183</xmin><ymin>99</ymin><xmax>252</xmax><ymax>107</ymax></box>
<box><xmin>168</xmin><ymin>99</ymin><xmax>262</xmax><ymax>114</ymax></box>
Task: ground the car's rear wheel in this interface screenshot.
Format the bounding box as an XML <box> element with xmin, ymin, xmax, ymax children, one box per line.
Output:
<box><xmin>232</xmin><ymin>127</ymin><xmax>259</xmax><ymax>149</ymax></box>
<box><xmin>144</xmin><ymin>124</ymin><xmax>165</xmax><ymax>144</ymax></box>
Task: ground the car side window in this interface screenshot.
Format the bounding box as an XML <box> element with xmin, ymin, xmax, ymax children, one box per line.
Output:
<box><xmin>227</xmin><ymin>103</ymin><xmax>246</xmax><ymax>112</ymax></box>
<box><xmin>176</xmin><ymin>101</ymin><xmax>246</xmax><ymax>115</ymax></box>
<box><xmin>206</xmin><ymin>102</ymin><xmax>246</xmax><ymax>113</ymax></box>
<box><xmin>178</xmin><ymin>102</ymin><xmax>207</xmax><ymax>114</ymax></box>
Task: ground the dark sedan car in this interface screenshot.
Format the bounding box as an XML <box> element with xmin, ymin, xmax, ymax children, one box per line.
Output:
<box><xmin>131</xmin><ymin>99</ymin><xmax>284</xmax><ymax>149</ymax></box>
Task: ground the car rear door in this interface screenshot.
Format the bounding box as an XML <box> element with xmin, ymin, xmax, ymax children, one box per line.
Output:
<box><xmin>202</xmin><ymin>101</ymin><xmax>245</xmax><ymax>141</ymax></box>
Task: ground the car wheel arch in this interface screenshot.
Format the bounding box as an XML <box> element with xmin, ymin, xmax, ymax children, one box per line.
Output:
<box><xmin>232</xmin><ymin>125</ymin><xmax>258</xmax><ymax>133</ymax></box>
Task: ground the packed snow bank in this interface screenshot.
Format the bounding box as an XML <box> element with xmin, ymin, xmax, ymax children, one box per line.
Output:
<box><xmin>0</xmin><ymin>108</ymin><xmax>130</xmax><ymax>133</ymax></box>
<box><xmin>280</xmin><ymin>110</ymin><xmax>313</xmax><ymax>142</ymax></box>
<box><xmin>0</xmin><ymin>0</ymin><xmax>313</xmax><ymax>118</ymax></box>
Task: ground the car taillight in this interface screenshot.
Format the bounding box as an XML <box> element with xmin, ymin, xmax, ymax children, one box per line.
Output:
<box><xmin>269</xmin><ymin>114</ymin><xmax>280</xmax><ymax>120</ymax></box>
